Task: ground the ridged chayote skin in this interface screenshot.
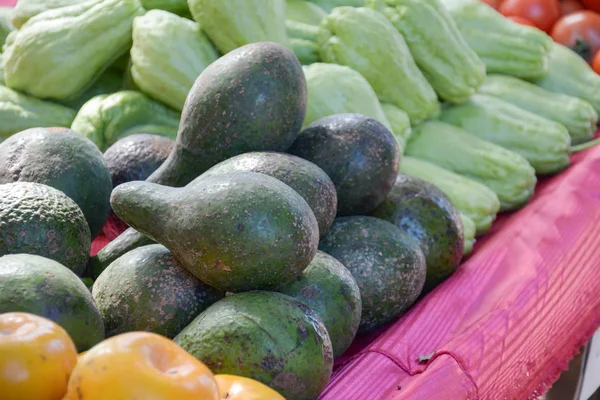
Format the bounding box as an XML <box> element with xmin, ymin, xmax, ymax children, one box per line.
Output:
<box><xmin>366</xmin><ymin>0</ymin><xmax>486</xmax><ymax>103</ymax></box>
<box><xmin>306</xmin><ymin>0</ymin><xmax>365</xmax><ymax>12</ymax></box>
<box><xmin>441</xmin><ymin>0</ymin><xmax>552</xmax><ymax>80</ymax></box>
<box><xmin>0</xmin><ymin>7</ymin><xmax>14</xmax><ymax>48</ymax></box>
<box><xmin>131</xmin><ymin>10</ymin><xmax>219</xmax><ymax>112</ymax></box>
<box><xmin>460</xmin><ymin>213</ymin><xmax>476</xmax><ymax>256</ymax></box>
<box><xmin>3</xmin><ymin>0</ymin><xmax>144</xmax><ymax>101</ymax></box>
<box><xmin>381</xmin><ymin>103</ymin><xmax>412</xmax><ymax>154</ymax></box>
<box><xmin>303</xmin><ymin>63</ymin><xmax>392</xmax><ymax>130</ymax></box>
<box><xmin>0</xmin><ymin>85</ymin><xmax>77</xmax><ymax>140</ymax></box>
<box><xmin>439</xmin><ymin>94</ymin><xmax>572</xmax><ymax>175</ymax></box>
<box><xmin>286</xmin><ymin>0</ymin><xmax>327</xmax><ymax>25</ymax></box>
<box><xmin>535</xmin><ymin>43</ymin><xmax>600</xmax><ymax>116</ymax></box>
<box><xmin>188</xmin><ymin>0</ymin><xmax>288</xmax><ymax>55</ymax></box>
<box><xmin>290</xmin><ymin>38</ymin><xmax>321</xmax><ymax>65</ymax></box>
<box><xmin>406</xmin><ymin>121</ymin><xmax>537</xmax><ymax>212</ymax></box>
<box><xmin>318</xmin><ymin>7</ymin><xmax>440</xmax><ymax>125</ymax></box>
<box><xmin>71</xmin><ymin>91</ymin><xmax>180</xmax><ymax>151</ymax></box>
<box><xmin>479</xmin><ymin>74</ymin><xmax>598</xmax><ymax>146</ymax></box>
<box><xmin>399</xmin><ymin>156</ymin><xmax>500</xmax><ymax>236</ymax></box>
<box><xmin>10</xmin><ymin>0</ymin><xmax>87</xmax><ymax>28</ymax></box>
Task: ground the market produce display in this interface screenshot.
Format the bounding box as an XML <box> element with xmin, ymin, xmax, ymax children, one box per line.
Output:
<box><xmin>1</xmin><ymin>0</ymin><xmax>600</xmax><ymax>399</ymax></box>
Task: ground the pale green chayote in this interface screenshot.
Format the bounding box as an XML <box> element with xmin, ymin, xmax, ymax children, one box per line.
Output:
<box><xmin>441</xmin><ymin>0</ymin><xmax>552</xmax><ymax>80</ymax></box>
<box><xmin>10</xmin><ymin>0</ymin><xmax>88</xmax><ymax>28</ymax></box>
<box><xmin>406</xmin><ymin>121</ymin><xmax>537</xmax><ymax>211</ymax></box>
<box><xmin>400</xmin><ymin>156</ymin><xmax>500</xmax><ymax>236</ymax></box>
<box><xmin>0</xmin><ymin>53</ymin><xmax>4</xmax><ymax>86</ymax></box>
<box><xmin>303</xmin><ymin>63</ymin><xmax>391</xmax><ymax>130</ymax></box>
<box><xmin>460</xmin><ymin>214</ymin><xmax>476</xmax><ymax>256</ymax></box>
<box><xmin>71</xmin><ymin>91</ymin><xmax>180</xmax><ymax>151</ymax></box>
<box><xmin>306</xmin><ymin>0</ymin><xmax>365</xmax><ymax>12</ymax></box>
<box><xmin>188</xmin><ymin>0</ymin><xmax>288</xmax><ymax>54</ymax></box>
<box><xmin>366</xmin><ymin>0</ymin><xmax>486</xmax><ymax>103</ymax></box>
<box><xmin>286</xmin><ymin>20</ymin><xmax>320</xmax><ymax>42</ymax></box>
<box><xmin>3</xmin><ymin>0</ymin><xmax>144</xmax><ymax>101</ymax></box>
<box><xmin>131</xmin><ymin>10</ymin><xmax>219</xmax><ymax>111</ymax></box>
<box><xmin>318</xmin><ymin>7</ymin><xmax>440</xmax><ymax>125</ymax></box>
<box><xmin>381</xmin><ymin>103</ymin><xmax>411</xmax><ymax>154</ymax></box>
<box><xmin>535</xmin><ymin>42</ymin><xmax>600</xmax><ymax>116</ymax></box>
<box><xmin>286</xmin><ymin>0</ymin><xmax>327</xmax><ymax>25</ymax></box>
<box><xmin>439</xmin><ymin>94</ymin><xmax>571</xmax><ymax>175</ymax></box>
<box><xmin>290</xmin><ymin>39</ymin><xmax>321</xmax><ymax>65</ymax></box>
<box><xmin>0</xmin><ymin>85</ymin><xmax>77</xmax><ymax>140</ymax></box>
<box><xmin>0</xmin><ymin>7</ymin><xmax>14</xmax><ymax>48</ymax></box>
<box><xmin>479</xmin><ymin>74</ymin><xmax>598</xmax><ymax>146</ymax></box>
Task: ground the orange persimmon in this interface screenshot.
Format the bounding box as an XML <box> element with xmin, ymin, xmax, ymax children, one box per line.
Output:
<box><xmin>215</xmin><ymin>375</ymin><xmax>286</xmax><ymax>400</ymax></box>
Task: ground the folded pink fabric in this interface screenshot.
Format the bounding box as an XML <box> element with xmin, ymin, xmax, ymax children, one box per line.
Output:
<box><xmin>321</xmin><ymin>142</ymin><xmax>600</xmax><ymax>400</ymax></box>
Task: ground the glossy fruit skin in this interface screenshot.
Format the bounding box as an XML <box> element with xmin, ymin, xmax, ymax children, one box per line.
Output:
<box><xmin>507</xmin><ymin>15</ymin><xmax>538</xmax><ymax>25</ymax></box>
<box><xmin>499</xmin><ymin>0</ymin><xmax>561</xmax><ymax>32</ymax></box>
<box><xmin>480</xmin><ymin>0</ymin><xmax>504</xmax><ymax>8</ymax></box>
<box><xmin>551</xmin><ymin>10</ymin><xmax>600</xmax><ymax>59</ymax></box>
<box><xmin>64</xmin><ymin>332</ymin><xmax>220</xmax><ymax>400</ymax></box>
<box><xmin>581</xmin><ymin>0</ymin><xmax>600</xmax><ymax>13</ymax></box>
<box><xmin>0</xmin><ymin>312</ymin><xmax>78</xmax><ymax>400</ymax></box>
<box><xmin>593</xmin><ymin>51</ymin><xmax>600</xmax><ymax>73</ymax></box>
<box><xmin>215</xmin><ymin>375</ymin><xmax>286</xmax><ymax>400</ymax></box>
<box><xmin>560</xmin><ymin>0</ymin><xmax>584</xmax><ymax>15</ymax></box>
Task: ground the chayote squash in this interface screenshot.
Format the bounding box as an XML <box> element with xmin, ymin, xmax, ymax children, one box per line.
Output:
<box><xmin>381</xmin><ymin>103</ymin><xmax>411</xmax><ymax>154</ymax></box>
<box><xmin>440</xmin><ymin>94</ymin><xmax>571</xmax><ymax>175</ymax></box>
<box><xmin>10</xmin><ymin>0</ymin><xmax>87</xmax><ymax>29</ymax></box>
<box><xmin>460</xmin><ymin>213</ymin><xmax>476</xmax><ymax>256</ymax></box>
<box><xmin>3</xmin><ymin>0</ymin><xmax>143</xmax><ymax>101</ymax></box>
<box><xmin>71</xmin><ymin>91</ymin><xmax>180</xmax><ymax>151</ymax></box>
<box><xmin>366</xmin><ymin>0</ymin><xmax>486</xmax><ymax>104</ymax></box>
<box><xmin>62</xmin><ymin>68</ymin><xmax>124</xmax><ymax>111</ymax></box>
<box><xmin>0</xmin><ymin>54</ymin><xmax>4</xmax><ymax>86</ymax></box>
<box><xmin>318</xmin><ymin>7</ymin><xmax>440</xmax><ymax>125</ymax></box>
<box><xmin>286</xmin><ymin>20</ymin><xmax>320</xmax><ymax>42</ymax></box>
<box><xmin>286</xmin><ymin>0</ymin><xmax>327</xmax><ymax>25</ymax></box>
<box><xmin>0</xmin><ymin>7</ymin><xmax>14</xmax><ymax>48</ymax></box>
<box><xmin>405</xmin><ymin>121</ymin><xmax>537</xmax><ymax>211</ymax></box>
<box><xmin>0</xmin><ymin>86</ymin><xmax>77</xmax><ymax>140</ymax></box>
<box><xmin>303</xmin><ymin>63</ymin><xmax>391</xmax><ymax>130</ymax></box>
<box><xmin>307</xmin><ymin>0</ymin><xmax>365</xmax><ymax>12</ymax></box>
<box><xmin>140</xmin><ymin>0</ymin><xmax>191</xmax><ymax>16</ymax></box>
<box><xmin>131</xmin><ymin>10</ymin><xmax>219</xmax><ymax>112</ymax></box>
<box><xmin>441</xmin><ymin>0</ymin><xmax>552</xmax><ymax>80</ymax></box>
<box><xmin>290</xmin><ymin>38</ymin><xmax>321</xmax><ymax>65</ymax></box>
<box><xmin>400</xmin><ymin>156</ymin><xmax>500</xmax><ymax>235</ymax></box>
<box><xmin>479</xmin><ymin>74</ymin><xmax>598</xmax><ymax>146</ymax></box>
<box><xmin>535</xmin><ymin>43</ymin><xmax>600</xmax><ymax>116</ymax></box>
<box><xmin>187</xmin><ymin>0</ymin><xmax>288</xmax><ymax>55</ymax></box>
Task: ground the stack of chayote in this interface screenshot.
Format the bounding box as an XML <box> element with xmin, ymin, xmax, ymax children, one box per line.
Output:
<box><xmin>1</xmin><ymin>0</ymin><xmax>600</xmax><ymax>249</ymax></box>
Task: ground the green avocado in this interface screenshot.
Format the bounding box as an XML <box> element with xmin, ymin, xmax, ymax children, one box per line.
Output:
<box><xmin>288</xmin><ymin>113</ymin><xmax>400</xmax><ymax>216</ymax></box>
<box><xmin>277</xmin><ymin>250</ymin><xmax>361</xmax><ymax>358</ymax></box>
<box><xmin>319</xmin><ymin>216</ymin><xmax>426</xmax><ymax>333</ymax></box>
<box><xmin>92</xmin><ymin>244</ymin><xmax>224</xmax><ymax>338</ymax></box>
<box><xmin>174</xmin><ymin>291</ymin><xmax>333</xmax><ymax>400</ymax></box>
<box><xmin>110</xmin><ymin>172</ymin><xmax>319</xmax><ymax>293</ymax></box>
<box><xmin>0</xmin><ymin>254</ymin><xmax>105</xmax><ymax>351</ymax></box>
<box><xmin>370</xmin><ymin>174</ymin><xmax>464</xmax><ymax>293</ymax></box>
<box><xmin>0</xmin><ymin>182</ymin><xmax>91</xmax><ymax>276</ymax></box>
<box><xmin>202</xmin><ymin>152</ymin><xmax>337</xmax><ymax>236</ymax></box>
<box><xmin>0</xmin><ymin>128</ymin><xmax>113</xmax><ymax>239</ymax></box>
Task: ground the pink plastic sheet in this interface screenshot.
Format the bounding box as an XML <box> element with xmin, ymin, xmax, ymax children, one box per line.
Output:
<box><xmin>320</xmin><ymin>142</ymin><xmax>600</xmax><ymax>400</ymax></box>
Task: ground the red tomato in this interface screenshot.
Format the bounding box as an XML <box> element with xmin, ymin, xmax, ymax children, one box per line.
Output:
<box><xmin>480</xmin><ymin>0</ymin><xmax>504</xmax><ymax>8</ymax></box>
<box><xmin>593</xmin><ymin>51</ymin><xmax>600</xmax><ymax>74</ymax></box>
<box><xmin>507</xmin><ymin>15</ymin><xmax>539</xmax><ymax>25</ymax></box>
<box><xmin>551</xmin><ymin>11</ymin><xmax>600</xmax><ymax>60</ymax></box>
<box><xmin>499</xmin><ymin>0</ymin><xmax>561</xmax><ymax>32</ymax></box>
<box><xmin>560</xmin><ymin>0</ymin><xmax>584</xmax><ymax>15</ymax></box>
<box><xmin>581</xmin><ymin>0</ymin><xmax>600</xmax><ymax>13</ymax></box>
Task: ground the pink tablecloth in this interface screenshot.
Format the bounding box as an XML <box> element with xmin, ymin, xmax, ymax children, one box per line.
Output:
<box><xmin>0</xmin><ymin>0</ymin><xmax>16</xmax><ymax>7</ymax></box>
<box><xmin>319</xmin><ymin>144</ymin><xmax>600</xmax><ymax>399</ymax></box>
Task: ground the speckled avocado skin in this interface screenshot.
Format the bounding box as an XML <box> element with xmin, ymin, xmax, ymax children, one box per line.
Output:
<box><xmin>0</xmin><ymin>182</ymin><xmax>91</xmax><ymax>275</ymax></box>
<box><xmin>110</xmin><ymin>172</ymin><xmax>319</xmax><ymax>293</ymax></box>
<box><xmin>277</xmin><ymin>250</ymin><xmax>361</xmax><ymax>359</ymax></box>
<box><xmin>0</xmin><ymin>127</ymin><xmax>112</xmax><ymax>238</ymax></box>
<box><xmin>0</xmin><ymin>254</ymin><xmax>105</xmax><ymax>352</ymax></box>
<box><xmin>319</xmin><ymin>216</ymin><xmax>426</xmax><ymax>334</ymax></box>
<box><xmin>174</xmin><ymin>291</ymin><xmax>333</xmax><ymax>400</ymax></box>
<box><xmin>103</xmin><ymin>134</ymin><xmax>174</xmax><ymax>188</ymax></box>
<box><xmin>148</xmin><ymin>42</ymin><xmax>307</xmax><ymax>188</ymax></box>
<box><xmin>92</xmin><ymin>244</ymin><xmax>224</xmax><ymax>338</ymax></box>
<box><xmin>202</xmin><ymin>151</ymin><xmax>337</xmax><ymax>237</ymax></box>
<box><xmin>288</xmin><ymin>113</ymin><xmax>400</xmax><ymax>216</ymax></box>
<box><xmin>370</xmin><ymin>174</ymin><xmax>464</xmax><ymax>293</ymax></box>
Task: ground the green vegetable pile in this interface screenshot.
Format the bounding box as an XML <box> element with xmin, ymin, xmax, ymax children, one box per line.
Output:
<box><xmin>1</xmin><ymin>0</ymin><xmax>599</xmax><ymax>398</ymax></box>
